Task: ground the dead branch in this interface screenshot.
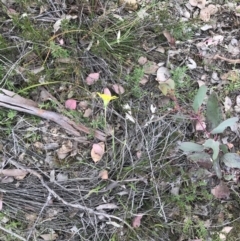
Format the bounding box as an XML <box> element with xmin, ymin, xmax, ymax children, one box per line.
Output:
<box><xmin>213</xmin><ymin>54</ymin><xmax>240</xmax><ymax>64</ymax></box>
<box><xmin>0</xmin><ymin>89</ymin><xmax>106</xmax><ymax>141</ymax></box>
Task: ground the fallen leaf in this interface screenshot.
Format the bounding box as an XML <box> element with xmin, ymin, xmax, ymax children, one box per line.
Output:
<box><xmin>123</xmin><ymin>104</ymin><xmax>135</xmax><ymax>123</ymax></box>
<box><xmin>139</xmin><ymin>75</ymin><xmax>149</xmax><ymax>85</ymax></box>
<box><xmin>189</xmin><ymin>0</ymin><xmax>206</xmax><ymax>9</ymax></box>
<box><xmin>40</xmin><ymin>233</ymin><xmax>58</xmax><ymax>241</ymax></box>
<box><xmin>83</xmin><ymin>108</ymin><xmax>92</xmax><ymax>118</ymax></box>
<box><xmin>56</xmin><ymin>173</ymin><xmax>68</xmax><ymax>182</ymax></box>
<box><xmin>112</xmin><ymin>84</ymin><xmax>125</xmax><ymax>94</ymax></box>
<box><xmin>118</xmin><ymin>0</ymin><xmax>138</xmax><ymax>11</ymax></box>
<box><xmin>78</xmin><ymin>101</ymin><xmax>89</xmax><ymax>110</ymax></box>
<box><xmin>1</xmin><ymin>177</ymin><xmax>14</xmax><ymax>183</ymax></box>
<box><xmin>195</xmin><ymin>119</ymin><xmax>206</xmax><ymax>131</ymax></box>
<box><xmin>96</xmin><ymin>203</ymin><xmax>118</xmax><ymax>210</ymax></box>
<box><xmin>138</xmin><ymin>56</ymin><xmax>148</xmax><ymax>65</ymax></box>
<box><xmin>200</xmin><ymin>7</ymin><xmax>211</xmax><ymax>22</ymax></box>
<box><xmin>85</xmin><ymin>72</ymin><xmax>100</xmax><ymax>85</ymax></box>
<box><xmin>104</xmin><ymin>87</ymin><xmax>111</xmax><ymax>96</ymax></box>
<box><xmin>219</xmin><ymin>226</ymin><xmax>233</xmax><ymax>241</ymax></box>
<box><xmin>106</xmin><ymin>221</ymin><xmax>123</xmax><ymax>228</ymax></box>
<box><xmin>156</xmin><ymin>67</ymin><xmax>171</xmax><ymax>82</ymax></box>
<box><xmin>25</xmin><ymin>213</ymin><xmax>37</xmax><ymax>222</ymax></box>
<box><xmin>91</xmin><ymin>142</ymin><xmax>105</xmax><ymax>163</ymax></box>
<box><xmin>65</xmin><ymin>99</ymin><xmax>77</xmax><ymax>110</ymax></box>
<box><xmin>187</xmin><ymin>58</ymin><xmax>197</xmax><ymax>69</ymax></box>
<box><xmin>236</xmin><ymin>95</ymin><xmax>240</xmax><ymax>106</ymax></box>
<box><xmin>211</xmin><ymin>182</ymin><xmax>230</xmax><ymax>199</ymax></box>
<box><xmin>0</xmin><ymin>169</ymin><xmax>28</xmax><ymax>177</ymax></box>
<box><xmin>143</xmin><ymin>61</ymin><xmax>158</xmax><ymax>74</ymax></box>
<box><xmin>163</xmin><ymin>30</ymin><xmax>176</xmax><ymax>47</ymax></box>
<box><xmin>57</xmin><ymin>141</ymin><xmax>73</xmax><ymax>159</ymax></box>
<box><xmin>132</xmin><ymin>214</ymin><xmax>143</xmax><ymax>228</ymax></box>
<box><xmin>224</xmin><ymin>96</ymin><xmax>232</xmax><ymax>112</ymax></box>
<box><xmin>99</xmin><ymin>170</ymin><xmax>108</xmax><ymax>180</ymax></box>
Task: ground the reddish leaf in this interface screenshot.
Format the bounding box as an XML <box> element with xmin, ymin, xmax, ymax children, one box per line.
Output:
<box><xmin>112</xmin><ymin>84</ymin><xmax>125</xmax><ymax>94</ymax></box>
<box><xmin>163</xmin><ymin>30</ymin><xmax>176</xmax><ymax>47</ymax></box>
<box><xmin>132</xmin><ymin>214</ymin><xmax>143</xmax><ymax>228</ymax></box>
<box><xmin>99</xmin><ymin>170</ymin><xmax>108</xmax><ymax>180</ymax></box>
<box><xmin>91</xmin><ymin>142</ymin><xmax>105</xmax><ymax>163</ymax></box>
<box><xmin>65</xmin><ymin>99</ymin><xmax>77</xmax><ymax>110</ymax></box>
<box><xmin>211</xmin><ymin>182</ymin><xmax>230</xmax><ymax>199</ymax></box>
<box><xmin>85</xmin><ymin>72</ymin><xmax>100</xmax><ymax>85</ymax></box>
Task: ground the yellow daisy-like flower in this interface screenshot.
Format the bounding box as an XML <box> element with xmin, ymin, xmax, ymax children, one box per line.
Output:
<box><xmin>97</xmin><ymin>93</ymin><xmax>118</xmax><ymax>108</ymax></box>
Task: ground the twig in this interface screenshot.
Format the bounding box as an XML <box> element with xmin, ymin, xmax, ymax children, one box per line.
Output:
<box><xmin>9</xmin><ymin>160</ymin><xmax>134</xmax><ymax>231</ymax></box>
<box><xmin>213</xmin><ymin>54</ymin><xmax>240</xmax><ymax>64</ymax></box>
<box><xmin>26</xmin><ymin>193</ymin><xmax>52</xmax><ymax>241</ymax></box>
<box><xmin>0</xmin><ymin>225</ymin><xmax>27</xmax><ymax>241</ymax></box>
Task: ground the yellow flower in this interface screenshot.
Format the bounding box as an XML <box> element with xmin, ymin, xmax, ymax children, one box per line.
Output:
<box><xmin>97</xmin><ymin>93</ymin><xmax>118</xmax><ymax>108</ymax></box>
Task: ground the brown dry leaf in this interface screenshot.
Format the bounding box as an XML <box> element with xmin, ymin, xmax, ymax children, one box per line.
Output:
<box><xmin>200</xmin><ymin>7</ymin><xmax>211</xmax><ymax>22</ymax></box>
<box><xmin>99</xmin><ymin>170</ymin><xmax>108</xmax><ymax>180</ymax></box>
<box><xmin>207</xmin><ymin>4</ymin><xmax>218</xmax><ymax>15</ymax></box>
<box><xmin>57</xmin><ymin>140</ymin><xmax>73</xmax><ymax>159</ymax></box>
<box><xmin>139</xmin><ymin>75</ymin><xmax>149</xmax><ymax>85</ymax></box>
<box><xmin>78</xmin><ymin>101</ymin><xmax>89</xmax><ymax>110</ymax></box>
<box><xmin>34</xmin><ymin>141</ymin><xmax>44</xmax><ymax>149</ymax></box>
<box><xmin>91</xmin><ymin>142</ymin><xmax>105</xmax><ymax>163</ymax></box>
<box><xmin>0</xmin><ymin>169</ymin><xmax>28</xmax><ymax>177</ymax></box>
<box><xmin>143</xmin><ymin>61</ymin><xmax>158</xmax><ymax>74</ymax></box>
<box><xmin>112</xmin><ymin>84</ymin><xmax>125</xmax><ymax>94</ymax></box>
<box><xmin>118</xmin><ymin>0</ymin><xmax>138</xmax><ymax>11</ymax></box>
<box><xmin>211</xmin><ymin>182</ymin><xmax>230</xmax><ymax>199</ymax></box>
<box><xmin>163</xmin><ymin>30</ymin><xmax>176</xmax><ymax>47</ymax></box>
<box><xmin>85</xmin><ymin>72</ymin><xmax>100</xmax><ymax>85</ymax></box>
<box><xmin>200</xmin><ymin>5</ymin><xmax>218</xmax><ymax>22</ymax></box>
<box><xmin>132</xmin><ymin>213</ymin><xmax>143</xmax><ymax>228</ymax></box>
<box><xmin>25</xmin><ymin>213</ymin><xmax>37</xmax><ymax>222</ymax></box>
<box><xmin>138</xmin><ymin>56</ymin><xmax>148</xmax><ymax>65</ymax></box>
<box><xmin>40</xmin><ymin>233</ymin><xmax>58</xmax><ymax>241</ymax></box>
<box><xmin>83</xmin><ymin>108</ymin><xmax>93</xmax><ymax>118</ymax></box>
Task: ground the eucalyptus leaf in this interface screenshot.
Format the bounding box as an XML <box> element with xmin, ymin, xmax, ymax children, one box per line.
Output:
<box><xmin>213</xmin><ymin>157</ymin><xmax>222</xmax><ymax>179</ymax></box>
<box><xmin>187</xmin><ymin>152</ymin><xmax>211</xmax><ymax>162</ymax></box>
<box><xmin>206</xmin><ymin>92</ymin><xmax>222</xmax><ymax>131</ymax></box>
<box><xmin>192</xmin><ymin>85</ymin><xmax>207</xmax><ymax>112</ymax></box>
<box><xmin>179</xmin><ymin>142</ymin><xmax>204</xmax><ymax>152</ymax></box>
<box><xmin>203</xmin><ymin>139</ymin><xmax>219</xmax><ymax>160</ymax></box>
<box><xmin>211</xmin><ymin>117</ymin><xmax>239</xmax><ymax>134</ymax></box>
<box><xmin>222</xmin><ymin>153</ymin><xmax>240</xmax><ymax>169</ymax></box>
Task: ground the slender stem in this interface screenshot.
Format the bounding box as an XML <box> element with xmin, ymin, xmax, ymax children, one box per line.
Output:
<box><xmin>104</xmin><ymin>107</ymin><xmax>107</xmax><ymax>128</ymax></box>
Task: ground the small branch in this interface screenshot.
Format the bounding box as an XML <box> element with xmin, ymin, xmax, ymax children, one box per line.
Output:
<box><xmin>0</xmin><ymin>225</ymin><xmax>26</xmax><ymax>241</ymax></box>
<box><xmin>213</xmin><ymin>54</ymin><xmax>240</xmax><ymax>64</ymax></box>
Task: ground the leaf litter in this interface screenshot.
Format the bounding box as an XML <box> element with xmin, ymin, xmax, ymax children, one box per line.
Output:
<box><xmin>2</xmin><ymin>0</ymin><xmax>240</xmax><ymax>240</ymax></box>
